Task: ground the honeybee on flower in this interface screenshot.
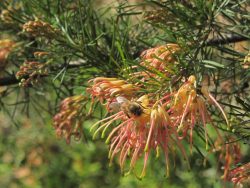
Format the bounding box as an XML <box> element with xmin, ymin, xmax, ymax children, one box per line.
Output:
<box><xmin>91</xmin><ymin>94</ymin><xmax>190</xmax><ymax>178</ymax></box>
<box><xmin>119</xmin><ymin>97</ymin><xmax>145</xmax><ymax>118</ymax></box>
<box><xmin>109</xmin><ymin>95</ymin><xmax>151</xmax><ymax>122</ymax></box>
<box><xmin>90</xmin><ymin>95</ymin><xmax>151</xmax><ymax>175</ymax></box>
<box><xmin>91</xmin><ymin>95</ymin><xmax>150</xmax><ymax>139</ymax></box>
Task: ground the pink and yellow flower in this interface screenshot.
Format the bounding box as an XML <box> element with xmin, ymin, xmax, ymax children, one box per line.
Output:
<box><xmin>228</xmin><ymin>162</ymin><xmax>250</xmax><ymax>186</ymax></box>
<box><xmin>140</xmin><ymin>43</ymin><xmax>180</xmax><ymax>75</ymax></box>
<box><xmin>169</xmin><ymin>75</ymin><xmax>228</xmax><ymax>150</ymax></box>
<box><xmin>16</xmin><ymin>61</ymin><xmax>48</xmax><ymax>87</ymax></box>
<box><xmin>91</xmin><ymin>95</ymin><xmax>189</xmax><ymax>178</ymax></box>
<box><xmin>170</xmin><ymin>76</ymin><xmax>211</xmax><ymax>149</ymax></box>
<box><xmin>0</xmin><ymin>39</ymin><xmax>15</xmax><ymax>69</ymax></box>
<box><xmin>53</xmin><ymin>95</ymin><xmax>87</xmax><ymax>144</ymax></box>
<box><xmin>87</xmin><ymin>77</ymin><xmax>138</xmax><ymax>104</ymax></box>
<box><xmin>214</xmin><ymin>137</ymin><xmax>242</xmax><ymax>181</ymax></box>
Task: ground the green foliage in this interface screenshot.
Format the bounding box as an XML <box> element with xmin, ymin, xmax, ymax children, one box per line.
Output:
<box><xmin>0</xmin><ymin>0</ymin><xmax>249</xmax><ymax>187</ymax></box>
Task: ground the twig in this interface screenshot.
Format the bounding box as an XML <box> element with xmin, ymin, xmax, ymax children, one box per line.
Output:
<box><xmin>0</xmin><ymin>75</ymin><xmax>20</xmax><ymax>86</ymax></box>
<box><xmin>206</xmin><ymin>34</ymin><xmax>249</xmax><ymax>46</ymax></box>
<box><xmin>0</xmin><ymin>64</ymin><xmax>86</xmax><ymax>86</ymax></box>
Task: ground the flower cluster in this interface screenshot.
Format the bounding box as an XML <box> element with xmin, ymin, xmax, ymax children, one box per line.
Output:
<box><xmin>143</xmin><ymin>9</ymin><xmax>177</xmax><ymax>26</ymax></box>
<box><xmin>0</xmin><ymin>4</ymin><xmax>21</xmax><ymax>25</ymax></box>
<box><xmin>87</xmin><ymin>77</ymin><xmax>138</xmax><ymax>104</ymax></box>
<box><xmin>0</xmin><ymin>39</ymin><xmax>15</xmax><ymax>69</ymax></box>
<box><xmin>215</xmin><ymin>137</ymin><xmax>242</xmax><ymax>181</ymax></box>
<box><xmin>0</xmin><ymin>9</ymin><xmax>14</xmax><ymax>24</ymax></box>
<box><xmin>204</xmin><ymin>136</ymin><xmax>243</xmax><ymax>186</ymax></box>
<box><xmin>15</xmin><ymin>61</ymin><xmax>48</xmax><ymax>87</ymax></box>
<box><xmin>140</xmin><ymin>43</ymin><xmax>180</xmax><ymax>73</ymax></box>
<box><xmin>130</xmin><ymin>44</ymin><xmax>181</xmax><ymax>82</ymax></box>
<box><xmin>23</xmin><ymin>20</ymin><xmax>60</xmax><ymax>39</ymax></box>
<box><xmin>90</xmin><ymin>95</ymin><xmax>187</xmax><ymax>177</ymax></box>
<box><xmin>144</xmin><ymin>9</ymin><xmax>169</xmax><ymax>23</ymax></box>
<box><xmin>88</xmin><ymin>72</ymin><xmax>229</xmax><ymax>177</ymax></box>
<box><xmin>34</xmin><ymin>51</ymin><xmax>50</xmax><ymax>58</ymax></box>
<box><xmin>53</xmin><ymin>95</ymin><xmax>88</xmax><ymax>144</ymax></box>
<box><xmin>53</xmin><ymin>44</ymin><xmax>235</xmax><ymax>179</ymax></box>
<box><xmin>228</xmin><ymin>162</ymin><xmax>250</xmax><ymax>186</ymax></box>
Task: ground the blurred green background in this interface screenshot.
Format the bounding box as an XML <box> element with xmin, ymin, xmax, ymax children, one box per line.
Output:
<box><xmin>0</xmin><ymin>110</ymin><xmax>241</xmax><ymax>188</ymax></box>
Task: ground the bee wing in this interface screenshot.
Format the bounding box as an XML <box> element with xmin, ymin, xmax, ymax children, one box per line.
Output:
<box><xmin>109</xmin><ymin>102</ymin><xmax>121</xmax><ymax>113</ymax></box>
<box><xmin>109</xmin><ymin>96</ymin><xmax>129</xmax><ymax>113</ymax></box>
<box><xmin>116</xmin><ymin>96</ymin><xmax>129</xmax><ymax>104</ymax></box>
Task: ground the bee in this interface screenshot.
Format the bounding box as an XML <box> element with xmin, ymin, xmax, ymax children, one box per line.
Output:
<box><xmin>109</xmin><ymin>95</ymin><xmax>149</xmax><ymax>118</ymax></box>
<box><xmin>121</xmin><ymin>100</ymin><xmax>144</xmax><ymax>118</ymax></box>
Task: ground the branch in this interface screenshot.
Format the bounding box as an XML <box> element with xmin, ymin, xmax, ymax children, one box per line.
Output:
<box><xmin>206</xmin><ymin>34</ymin><xmax>249</xmax><ymax>46</ymax></box>
<box><xmin>0</xmin><ymin>63</ymin><xmax>86</xmax><ymax>86</ymax></box>
<box><xmin>0</xmin><ymin>75</ymin><xmax>20</xmax><ymax>86</ymax></box>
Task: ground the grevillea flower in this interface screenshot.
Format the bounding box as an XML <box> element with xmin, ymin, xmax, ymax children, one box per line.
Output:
<box><xmin>144</xmin><ymin>9</ymin><xmax>171</xmax><ymax>24</ymax></box>
<box><xmin>53</xmin><ymin>95</ymin><xmax>87</xmax><ymax>144</ymax></box>
<box><xmin>0</xmin><ymin>9</ymin><xmax>14</xmax><ymax>24</ymax></box>
<box><xmin>15</xmin><ymin>61</ymin><xmax>48</xmax><ymax>87</ymax></box>
<box><xmin>214</xmin><ymin>137</ymin><xmax>242</xmax><ymax>181</ymax></box>
<box><xmin>171</xmin><ymin>75</ymin><xmax>228</xmax><ymax>150</ymax></box>
<box><xmin>228</xmin><ymin>162</ymin><xmax>250</xmax><ymax>186</ymax></box>
<box><xmin>140</xmin><ymin>43</ymin><xmax>180</xmax><ymax>75</ymax></box>
<box><xmin>171</xmin><ymin>75</ymin><xmax>211</xmax><ymax>149</ymax></box>
<box><xmin>23</xmin><ymin>20</ymin><xmax>60</xmax><ymax>39</ymax></box>
<box><xmin>127</xmin><ymin>44</ymin><xmax>181</xmax><ymax>84</ymax></box>
<box><xmin>91</xmin><ymin>95</ymin><xmax>189</xmax><ymax>178</ymax></box>
<box><xmin>84</xmin><ymin>73</ymin><xmax>230</xmax><ymax>178</ymax></box>
<box><xmin>90</xmin><ymin>95</ymin><xmax>150</xmax><ymax>176</ymax></box>
<box><xmin>0</xmin><ymin>4</ymin><xmax>21</xmax><ymax>25</ymax></box>
<box><xmin>34</xmin><ymin>51</ymin><xmax>50</xmax><ymax>58</ymax></box>
<box><xmin>87</xmin><ymin>77</ymin><xmax>138</xmax><ymax>105</ymax></box>
<box><xmin>0</xmin><ymin>39</ymin><xmax>15</xmax><ymax>69</ymax></box>
<box><xmin>143</xmin><ymin>103</ymin><xmax>190</xmax><ymax>177</ymax></box>
<box><xmin>204</xmin><ymin>136</ymin><xmax>242</xmax><ymax>186</ymax></box>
